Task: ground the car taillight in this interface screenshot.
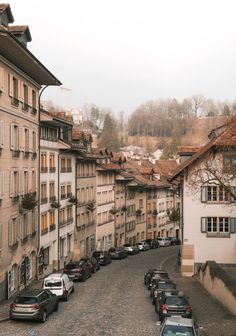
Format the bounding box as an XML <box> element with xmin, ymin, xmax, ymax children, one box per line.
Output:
<box><xmin>186</xmin><ymin>305</ymin><xmax>192</xmax><ymax>312</ymax></box>
<box><xmin>162</xmin><ymin>304</ymin><xmax>167</xmax><ymax>313</ymax></box>
<box><xmin>75</xmin><ymin>267</ymin><xmax>82</xmax><ymax>272</ymax></box>
<box><xmin>31</xmin><ymin>304</ymin><xmax>40</xmax><ymax>310</ymax></box>
<box><xmin>64</xmin><ymin>268</ymin><xmax>68</xmax><ymax>273</ymax></box>
<box><xmin>10</xmin><ymin>303</ymin><xmax>16</xmax><ymax>309</ymax></box>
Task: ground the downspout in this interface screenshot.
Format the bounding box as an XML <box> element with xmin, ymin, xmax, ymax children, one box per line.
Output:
<box><xmin>37</xmin><ymin>85</ymin><xmax>49</xmax><ymax>280</ymax></box>
<box><xmin>57</xmin><ymin>152</ymin><xmax>60</xmax><ymax>271</ymax></box>
<box><xmin>124</xmin><ymin>182</ymin><xmax>127</xmax><ymax>243</ymax></box>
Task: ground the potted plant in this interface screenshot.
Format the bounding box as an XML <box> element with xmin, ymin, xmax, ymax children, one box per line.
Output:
<box><xmin>136</xmin><ymin>209</ymin><xmax>142</xmax><ymax>215</ymax></box>
<box><xmin>152</xmin><ymin>209</ymin><xmax>158</xmax><ymax>216</ymax></box>
<box><xmin>68</xmin><ymin>195</ymin><xmax>78</xmax><ymax>204</ymax></box>
<box><xmin>20</xmin><ymin>192</ymin><xmax>37</xmax><ymax>211</ymax></box>
<box><xmin>51</xmin><ymin>200</ymin><xmax>61</xmax><ymax>209</ymax></box>
<box><xmin>109</xmin><ymin>207</ymin><xmax>118</xmax><ymax>215</ymax></box>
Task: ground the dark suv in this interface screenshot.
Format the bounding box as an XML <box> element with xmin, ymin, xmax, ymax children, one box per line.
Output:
<box><xmin>10</xmin><ymin>289</ymin><xmax>59</xmax><ymax>322</ymax></box>
<box><xmin>157</xmin><ymin>294</ymin><xmax>192</xmax><ymax>321</ymax></box>
<box><xmin>92</xmin><ymin>250</ymin><xmax>111</xmax><ymax>265</ymax></box>
<box><xmin>80</xmin><ymin>256</ymin><xmax>100</xmax><ymax>273</ymax></box>
<box><xmin>64</xmin><ymin>260</ymin><xmax>92</xmax><ymax>281</ymax></box>
<box><xmin>145</xmin><ymin>239</ymin><xmax>159</xmax><ymax>249</ymax></box>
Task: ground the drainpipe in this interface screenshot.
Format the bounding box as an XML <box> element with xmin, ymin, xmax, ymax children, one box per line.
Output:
<box><xmin>124</xmin><ymin>182</ymin><xmax>127</xmax><ymax>243</ymax></box>
<box><xmin>36</xmin><ymin>85</ymin><xmax>49</xmax><ymax>280</ymax></box>
<box><xmin>57</xmin><ymin>152</ymin><xmax>60</xmax><ymax>271</ymax></box>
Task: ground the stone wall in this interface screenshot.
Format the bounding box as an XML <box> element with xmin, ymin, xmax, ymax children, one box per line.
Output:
<box><xmin>198</xmin><ymin>261</ymin><xmax>236</xmax><ymax>315</ymax></box>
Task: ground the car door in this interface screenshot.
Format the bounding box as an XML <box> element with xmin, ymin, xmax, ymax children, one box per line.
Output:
<box><xmin>39</xmin><ymin>291</ymin><xmax>52</xmax><ymax>313</ymax></box>
<box><xmin>46</xmin><ymin>290</ymin><xmax>56</xmax><ymax>311</ymax></box>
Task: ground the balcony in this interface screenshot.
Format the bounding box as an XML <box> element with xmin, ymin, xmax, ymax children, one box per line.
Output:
<box><xmin>49</xmin><ymin>224</ymin><xmax>56</xmax><ymax>231</ymax></box>
<box><xmin>22</xmin><ymin>103</ymin><xmax>29</xmax><ymax>112</ymax></box>
<box><xmin>11</xmin><ymin>97</ymin><xmax>19</xmax><ymax>107</ymax></box>
<box><xmin>41</xmin><ymin>167</ymin><xmax>48</xmax><ymax>173</ymax></box>
<box><xmin>61</xmin><ymin>167</ymin><xmax>67</xmax><ymax>173</ymax></box>
<box><xmin>12</xmin><ymin>150</ymin><xmax>20</xmax><ymax>158</ymax></box>
<box><xmin>49</xmin><ymin>195</ymin><xmax>56</xmax><ymax>202</ymax></box>
<box><xmin>24</xmin><ymin>151</ymin><xmax>30</xmax><ymax>158</ymax></box>
<box><xmin>67</xmin><ymin>217</ymin><xmax>73</xmax><ymax>224</ymax></box>
<box><xmin>31</xmin><ymin>107</ymin><xmax>37</xmax><ymax>115</ymax></box>
<box><xmin>49</xmin><ymin>167</ymin><xmax>56</xmax><ymax>173</ymax></box>
<box><xmin>32</xmin><ymin>152</ymin><xmax>37</xmax><ymax>159</ymax></box>
<box><xmin>60</xmin><ymin>194</ymin><xmax>66</xmax><ymax>200</ymax></box>
<box><xmin>41</xmin><ymin>197</ymin><xmax>48</xmax><ymax>204</ymax></box>
<box><xmin>59</xmin><ymin>220</ymin><xmax>67</xmax><ymax>227</ymax></box>
<box><xmin>67</xmin><ymin>167</ymin><xmax>72</xmax><ymax>173</ymax></box>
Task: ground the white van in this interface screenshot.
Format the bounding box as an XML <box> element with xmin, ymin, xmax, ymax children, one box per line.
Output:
<box><xmin>43</xmin><ymin>273</ymin><xmax>74</xmax><ymax>301</ymax></box>
<box><xmin>156</xmin><ymin>237</ymin><xmax>171</xmax><ymax>247</ymax></box>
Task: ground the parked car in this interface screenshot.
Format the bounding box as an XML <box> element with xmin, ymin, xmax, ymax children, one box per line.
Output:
<box><xmin>145</xmin><ymin>239</ymin><xmax>159</xmax><ymax>249</ymax></box>
<box><xmin>109</xmin><ymin>246</ymin><xmax>127</xmax><ymax>259</ymax></box>
<box><xmin>43</xmin><ymin>273</ymin><xmax>74</xmax><ymax>301</ymax></box>
<box><xmin>92</xmin><ymin>250</ymin><xmax>111</xmax><ymax>265</ymax></box>
<box><xmin>151</xmin><ymin>280</ymin><xmax>176</xmax><ymax>304</ymax></box>
<box><xmin>148</xmin><ymin>270</ymin><xmax>169</xmax><ymax>289</ymax></box>
<box><xmin>156</xmin><ymin>316</ymin><xmax>202</xmax><ymax>336</ymax></box>
<box><xmin>170</xmin><ymin>237</ymin><xmax>181</xmax><ymax>246</ymax></box>
<box><xmin>155</xmin><ymin>289</ymin><xmax>180</xmax><ymax>313</ymax></box>
<box><xmin>157</xmin><ymin>294</ymin><xmax>192</xmax><ymax>321</ymax></box>
<box><xmin>10</xmin><ymin>289</ymin><xmax>59</xmax><ymax>322</ymax></box>
<box><xmin>150</xmin><ymin>275</ymin><xmax>170</xmax><ymax>298</ymax></box>
<box><xmin>135</xmin><ymin>241</ymin><xmax>150</xmax><ymax>251</ymax></box>
<box><xmin>144</xmin><ymin>268</ymin><xmax>158</xmax><ymax>286</ymax></box>
<box><xmin>156</xmin><ymin>237</ymin><xmax>171</xmax><ymax>247</ymax></box>
<box><xmin>132</xmin><ymin>244</ymin><xmax>140</xmax><ymax>254</ymax></box>
<box><xmin>80</xmin><ymin>256</ymin><xmax>100</xmax><ymax>273</ymax></box>
<box><xmin>64</xmin><ymin>260</ymin><xmax>92</xmax><ymax>281</ymax></box>
<box><xmin>123</xmin><ymin>244</ymin><xmax>136</xmax><ymax>255</ymax></box>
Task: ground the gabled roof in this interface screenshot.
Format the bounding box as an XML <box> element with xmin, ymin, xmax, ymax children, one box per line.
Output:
<box><xmin>0</xmin><ymin>4</ymin><xmax>14</xmax><ymax>23</ymax></box>
<box><xmin>170</xmin><ymin>119</ymin><xmax>236</xmax><ymax>181</ymax></box>
<box><xmin>72</xmin><ymin>130</ymin><xmax>93</xmax><ymax>142</ymax></box>
<box><xmin>8</xmin><ymin>25</ymin><xmax>32</xmax><ymax>42</ymax></box>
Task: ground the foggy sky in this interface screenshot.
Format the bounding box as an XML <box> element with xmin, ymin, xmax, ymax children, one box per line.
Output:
<box><xmin>8</xmin><ymin>0</ymin><xmax>236</xmax><ymax>116</ymax></box>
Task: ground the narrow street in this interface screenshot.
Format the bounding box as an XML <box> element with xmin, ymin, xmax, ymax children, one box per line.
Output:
<box><xmin>1</xmin><ymin>246</ymin><xmax>236</xmax><ymax>336</ymax></box>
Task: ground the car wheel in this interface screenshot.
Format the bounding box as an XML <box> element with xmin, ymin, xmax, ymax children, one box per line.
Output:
<box><xmin>71</xmin><ymin>285</ymin><xmax>75</xmax><ymax>293</ymax></box>
<box><xmin>64</xmin><ymin>292</ymin><xmax>69</xmax><ymax>301</ymax></box>
<box><xmin>54</xmin><ymin>302</ymin><xmax>59</xmax><ymax>312</ymax></box>
<box><xmin>41</xmin><ymin>310</ymin><xmax>47</xmax><ymax>323</ymax></box>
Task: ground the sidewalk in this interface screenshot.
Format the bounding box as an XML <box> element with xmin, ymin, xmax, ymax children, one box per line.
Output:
<box><xmin>0</xmin><ymin>279</ymin><xmax>42</xmax><ymax>322</ymax></box>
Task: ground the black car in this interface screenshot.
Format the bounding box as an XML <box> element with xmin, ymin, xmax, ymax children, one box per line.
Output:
<box><xmin>155</xmin><ymin>289</ymin><xmax>179</xmax><ymax>313</ymax></box>
<box><xmin>148</xmin><ymin>270</ymin><xmax>169</xmax><ymax>290</ymax></box>
<box><xmin>158</xmin><ymin>294</ymin><xmax>192</xmax><ymax>321</ymax></box>
<box><xmin>64</xmin><ymin>260</ymin><xmax>92</xmax><ymax>281</ymax></box>
<box><xmin>144</xmin><ymin>268</ymin><xmax>158</xmax><ymax>286</ymax></box>
<box><xmin>151</xmin><ymin>280</ymin><xmax>176</xmax><ymax>305</ymax></box>
<box><xmin>170</xmin><ymin>237</ymin><xmax>181</xmax><ymax>246</ymax></box>
<box><xmin>80</xmin><ymin>256</ymin><xmax>100</xmax><ymax>273</ymax></box>
<box><xmin>92</xmin><ymin>250</ymin><xmax>111</xmax><ymax>265</ymax></box>
<box><xmin>109</xmin><ymin>247</ymin><xmax>127</xmax><ymax>259</ymax></box>
<box><xmin>145</xmin><ymin>239</ymin><xmax>159</xmax><ymax>249</ymax></box>
<box><xmin>10</xmin><ymin>289</ymin><xmax>59</xmax><ymax>322</ymax></box>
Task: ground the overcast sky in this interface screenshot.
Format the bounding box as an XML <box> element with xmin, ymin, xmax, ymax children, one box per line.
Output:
<box><xmin>8</xmin><ymin>0</ymin><xmax>236</xmax><ymax>116</ymax></box>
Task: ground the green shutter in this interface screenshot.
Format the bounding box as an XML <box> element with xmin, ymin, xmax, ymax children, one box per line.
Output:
<box><xmin>201</xmin><ymin>217</ymin><xmax>207</xmax><ymax>232</ymax></box>
<box><xmin>230</xmin><ymin>218</ymin><xmax>236</xmax><ymax>233</ymax></box>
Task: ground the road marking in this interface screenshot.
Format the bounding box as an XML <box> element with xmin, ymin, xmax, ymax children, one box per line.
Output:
<box><xmin>159</xmin><ymin>253</ymin><xmax>176</xmax><ymax>270</ymax></box>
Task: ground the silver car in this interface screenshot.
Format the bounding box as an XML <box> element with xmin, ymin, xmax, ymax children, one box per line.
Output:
<box><xmin>156</xmin><ymin>237</ymin><xmax>171</xmax><ymax>247</ymax></box>
<box><xmin>136</xmin><ymin>241</ymin><xmax>150</xmax><ymax>251</ymax></box>
<box><xmin>157</xmin><ymin>316</ymin><xmax>203</xmax><ymax>336</ymax></box>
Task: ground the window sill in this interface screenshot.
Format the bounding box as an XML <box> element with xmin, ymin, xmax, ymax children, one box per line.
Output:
<box><xmin>206</xmin><ymin>232</ymin><xmax>230</xmax><ymax>238</ymax></box>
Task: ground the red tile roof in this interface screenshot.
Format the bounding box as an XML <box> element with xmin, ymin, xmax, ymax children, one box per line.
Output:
<box><xmin>171</xmin><ymin>120</ymin><xmax>236</xmax><ymax>181</ymax></box>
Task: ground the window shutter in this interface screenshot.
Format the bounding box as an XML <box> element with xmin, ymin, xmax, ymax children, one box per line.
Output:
<box><xmin>29</xmin><ymin>171</ymin><xmax>32</xmax><ymax>193</ymax></box>
<box><xmin>0</xmin><ymin>171</ymin><xmax>3</xmax><ymax>199</ymax></box>
<box><xmin>19</xmin><ymin>171</ymin><xmax>24</xmax><ymax>195</ymax></box>
<box><xmin>20</xmin><ymin>127</ymin><xmax>25</xmax><ymax>152</ymax></box>
<box><xmin>19</xmin><ymin>81</ymin><xmax>23</xmax><ymax>102</ymax></box>
<box><xmin>0</xmin><ymin>120</ymin><xmax>3</xmax><ymax>148</ymax></box>
<box><xmin>201</xmin><ymin>217</ymin><xmax>207</xmax><ymax>232</ymax></box>
<box><xmin>19</xmin><ymin>216</ymin><xmax>23</xmax><ymax>240</ymax></box>
<box><xmin>201</xmin><ymin>186</ymin><xmax>207</xmax><ymax>203</ymax></box>
<box><xmin>8</xmin><ymin>74</ymin><xmax>13</xmax><ymax>97</ymax></box>
<box><xmin>28</xmin><ymin>87</ymin><xmax>32</xmax><ymax>107</ymax></box>
<box><xmin>230</xmin><ymin>187</ymin><xmax>236</xmax><ymax>203</ymax></box>
<box><xmin>0</xmin><ymin>67</ymin><xmax>4</xmax><ymax>92</ymax></box>
<box><xmin>230</xmin><ymin>218</ymin><xmax>236</xmax><ymax>233</ymax></box>
<box><xmin>29</xmin><ymin>130</ymin><xmax>33</xmax><ymax>153</ymax></box>
<box><xmin>8</xmin><ymin>219</ymin><xmax>13</xmax><ymax>246</ymax></box>
<box><xmin>10</xmin><ymin>124</ymin><xmax>15</xmax><ymax>150</ymax></box>
<box><xmin>10</xmin><ymin>171</ymin><xmax>14</xmax><ymax>197</ymax></box>
<box><xmin>28</xmin><ymin>211</ymin><xmax>32</xmax><ymax>235</ymax></box>
<box><xmin>0</xmin><ymin>224</ymin><xmax>2</xmax><ymax>250</ymax></box>
<box><xmin>16</xmin><ymin>217</ymin><xmax>20</xmax><ymax>241</ymax></box>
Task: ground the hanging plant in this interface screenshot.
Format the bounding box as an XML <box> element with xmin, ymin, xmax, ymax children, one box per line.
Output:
<box><xmin>51</xmin><ymin>200</ymin><xmax>61</xmax><ymax>209</ymax></box>
<box><xmin>20</xmin><ymin>192</ymin><xmax>37</xmax><ymax>211</ymax></box>
<box><xmin>121</xmin><ymin>205</ymin><xmax>127</xmax><ymax>212</ymax></box>
<box><xmin>68</xmin><ymin>196</ymin><xmax>78</xmax><ymax>204</ymax></box>
<box><xmin>136</xmin><ymin>209</ymin><xmax>142</xmax><ymax>215</ymax></box>
<box><xmin>109</xmin><ymin>207</ymin><xmax>118</xmax><ymax>215</ymax></box>
<box><xmin>152</xmin><ymin>209</ymin><xmax>158</xmax><ymax>216</ymax></box>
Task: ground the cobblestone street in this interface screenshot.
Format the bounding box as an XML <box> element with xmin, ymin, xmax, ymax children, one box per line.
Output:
<box><xmin>1</xmin><ymin>246</ymin><xmax>236</xmax><ymax>336</ymax></box>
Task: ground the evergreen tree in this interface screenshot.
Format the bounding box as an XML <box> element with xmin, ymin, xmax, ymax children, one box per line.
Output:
<box><xmin>99</xmin><ymin>114</ymin><xmax>120</xmax><ymax>150</ymax></box>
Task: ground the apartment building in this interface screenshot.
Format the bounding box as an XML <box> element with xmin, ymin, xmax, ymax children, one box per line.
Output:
<box><xmin>73</xmin><ymin>131</ymin><xmax>97</xmax><ymax>259</ymax></box>
<box><xmin>0</xmin><ymin>4</ymin><xmax>60</xmax><ymax>300</ymax></box>
<box><xmin>39</xmin><ymin>112</ymin><xmax>75</xmax><ymax>276</ymax></box>
<box><xmin>96</xmin><ymin>162</ymin><xmax>121</xmax><ymax>249</ymax></box>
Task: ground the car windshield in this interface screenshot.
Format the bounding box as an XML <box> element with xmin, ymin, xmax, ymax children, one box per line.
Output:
<box><xmin>157</xmin><ymin>283</ymin><xmax>176</xmax><ymax>290</ymax></box>
<box><xmin>93</xmin><ymin>252</ymin><xmax>102</xmax><ymax>258</ymax></box>
<box><xmin>15</xmin><ymin>296</ymin><xmax>38</xmax><ymax>304</ymax></box>
<box><xmin>65</xmin><ymin>263</ymin><xmax>79</xmax><ymax>269</ymax></box>
<box><xmin>162</xmin><ymin>325</ymin><xmax>195</xmax><ymax>336</ymax></box>
<box><xmin>166</xmin><ymin>297</ymin><xmax>188</xmax><ymax>306</ymax></box>
<box><xmin>44</xmin><ymin>279</ymin><xmax>62</xmax><ymax>287</ymax></box>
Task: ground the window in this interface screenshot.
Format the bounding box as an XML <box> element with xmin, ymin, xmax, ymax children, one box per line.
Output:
<box><xmin>32</xmin><ymin>131</ymin><xmax>37</xmax><ymax>154</ymax></box>
<box><xmin>49</xmin><ymin>182</ymin><xmax>55</xmax><ymax>201</ymax></box>
<box><xmin>24</xmin><ymin>171</ymin><xmax>29</xmax><ymax>194</ymax></box>
<box><xmin>201</xmin><ymin>217</ymin><xmax>234</xmax><ymax>236</ymax></box>
<box><xmin>10</xmin><ymin>124</ymin><xmax>19</xmax><ymax>152</ymax></box>
<box><xmin>60</xmin><ymin>184</ymin><xmax>66</xmax><ymax>199</ymax></box>
<box><xmin>22</xmin><ymin>213</ymin><xmax>28</xmax><ymax>238</ymax></box>
<box><xmin>41</xmin><ymin>153</ymin><xmax>47</xmax><ymax>173</ymax></box>
<box><xmin>59</xmin><ymin>208</ymin><xmax>66</xmax><ymax>226</ymax></box>
<box><xmin>139</xmin><ymin>199</ymin><xmax>143</xmax><ymax>209</ymax></box>
<box><xmin>60</xmin><ymin>238</ymin><xmax>65</xmax><ymax>257</ymax></box>
<box><xmin>67</xmin><ymin>184</ymin><xmax>72</xmax><ymax>198</ymax></box>
<box><xmin>223</xmin><ymin>153</ymin><xmax>236</xmax><ymax>173</ymax></box>
<box><xmin>24</xmin><ymin>128</ymin><xmax>29</xmax><ymax>153</ymax></box>
<box><xmin>67</xmin><ymin>158</ymin><xmax>72</xmax><ymax>172</ymax></box>
<box><xmin>0</xmin><ymin>171</ymin><xmax>3</xmax><ymax>199</ymax></box>
<box><xmin>40</xmin><ymin>183</ymin><xmax>47</xmax><ymax>204</ymax></box>
<box><xmin>0</xmin><ymin>120</ymin><xmax>3</xmax><ymax>149</ymax></box>
<box><xmin>61</xmin><ymin>157</ymin><xmax>66</xmax><ymax>172</ymax></box>
<box><xmin>41</xmin><ymin>213</ymin><xmax>47</xmax><ymax>232</ymax></box>
<box><xmin>201</xmin><ymin>185</ymin><xmax>231</xmax><ymax>203</ymax></box>
<box><xmin>12</xmin><ymin>77</ymin><xmax>19</xmax><ymax>106</ymax></box>
<box><xmin>67</xmin><ymin>235</ymin><xmax>72</xmax><ymax>254</ymax></box>
<box><xmin>10</xmin><ymin>171</ymin><xmax>19</xmax><ymax>197</ymax></box>
<box><xmin>23</xmin><ymin>84</ymin><xmax>28</xmax><ymax>111</ymax></box>
<box><xmin>49</xmin><ymin>153</ymin><xmax>55</xmax><ymax>172</ymax></box>
<box><xmin>8</xmin><ymin>217</ymin><xmax>19</xmax><ymax>246</ymax></box>
<box><xmin>32</xmin><ymin>90</ymin><xmax>37</xmax><ymax>114</ymax></box>
<box><xmin>32</xmin><ymin>170</ymin><xmax>36</xmax><ymax>192</ymax></box>
<box><xmin>49</xmin><ymin>210</ymin><xmax>55</xmax><ymax>226</ymax></box>
<box><xmin>67</xmin><ymin>206</ymin><xmax>73</xmax><ymax>223</ymax></box>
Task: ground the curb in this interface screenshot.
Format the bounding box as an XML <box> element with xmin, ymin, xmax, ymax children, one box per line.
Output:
<box><xmin>0</xmin><ymin>315</ymin><xmax>10</xmax><ymax>322</ymax></box>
